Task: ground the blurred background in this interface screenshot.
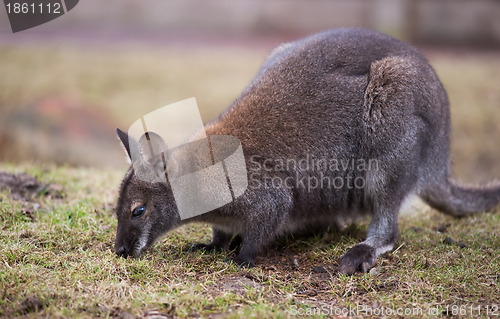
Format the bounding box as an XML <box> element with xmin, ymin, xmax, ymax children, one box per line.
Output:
<box><xmin>0</xmin><ymin>0</ymin><xmax>499</xmax><ymax>183</ymax></box>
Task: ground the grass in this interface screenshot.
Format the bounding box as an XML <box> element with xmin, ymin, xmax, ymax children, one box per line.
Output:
<box><xmin>0</xmin><ymin>163</ymin><xmax>498</xmax><ymax>318</ymax></box>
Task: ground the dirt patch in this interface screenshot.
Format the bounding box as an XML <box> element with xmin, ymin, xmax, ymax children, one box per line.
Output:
<box><xmin>222</xmin><ymin>275</ymin><xmax>263</xmax><ymax>295</ymax></box>
<box><xmin>18</xmin><ymin>294</ymin><xmax>44</xmax><ymax>314</ymax></box>
<box><xmin>442</xmin><ymin>236</ymin><xmax>468</xmax><ymax>248</ymax></box>
<box><xmin>0</xmin><ymin>172</ymin><xmax>64</xmax><ymax>201</ymax></box>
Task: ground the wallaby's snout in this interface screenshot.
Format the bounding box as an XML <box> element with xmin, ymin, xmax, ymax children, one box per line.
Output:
<box><xmin>114</xmin><ymin>242</ymin><xmax>137</xmax><ymax>258</ymax></box>
<box><xmin>114</xmin><ymin>245</ymin><xmax>128</xmax><ymax>258</ymax></box>
<box><xmin>114</xmin><ymin>227</ymin><xmax>134</xmax><ymax>258</ymax></box>
<box><xmin>114</xmin><ymin>227</ymin><xmax>146</xmax><ymax>258</ymax></box>
<box><xmin>113</xmin><ymin>212</ymin><xmax>152</xmax><ymax>259</ymax></box>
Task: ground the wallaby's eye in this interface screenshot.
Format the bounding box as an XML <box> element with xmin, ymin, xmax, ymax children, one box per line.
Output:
<box><xmin>131</xmin><ymin>205</ymin><xmax>146</xmax><ymax>219</ymax></box>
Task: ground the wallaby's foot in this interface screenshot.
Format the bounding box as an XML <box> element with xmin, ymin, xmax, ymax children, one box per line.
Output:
<box><xmin>189</xmin><ymin>227</ymin><xmax>235</xmax><ymax>253</ymax></box>
<box><xmin>338</xmin><ymin>244</ymin><xmax>376</xmax><ymax>274</ymax></box>
<box><xmin>188</xmin><ymin>243</ymin><xmax>222</xmax><ymax>253</ymax></box>
<box><xmin>229</xmin><ymin>241</ymin><xmax>258</xmax><ymax>268</ymax></box>
<box><xmin>228</xmin><ymin>254</ymin><xmax>256</xmax><ymax>268</ymax></box>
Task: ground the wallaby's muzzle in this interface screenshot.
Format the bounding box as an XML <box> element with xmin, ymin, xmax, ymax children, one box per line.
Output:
<box><xmin>114</xmin><ymin>225</ymin><xmax>141</xmax><ymax>258</ymax></box>
<box><xmin>114</xmin><ymin>245</ymin><xmax>129</xmax><ymax>258</ymax></box>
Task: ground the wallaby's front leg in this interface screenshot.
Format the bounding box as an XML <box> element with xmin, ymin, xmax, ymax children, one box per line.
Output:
<box><xmin>231</xmin><ymin>223</ymin><xmax>273</xmax><ymax>268</ymax></box>
<box><xmin>229</xmin><ymin>185</ymin><xmax>293</xmax><ymax>267</ymax></box>
<box><xmin>339</xmin><ymin>203</ymin><xmax>399</xmax><ymax>274</ymax></box>
<box><xmin>190</xmin><ymin>227</ymin><xmax>233</xmax><ymax>252</ymax></box>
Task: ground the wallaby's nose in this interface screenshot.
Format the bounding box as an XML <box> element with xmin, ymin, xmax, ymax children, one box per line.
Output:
<box><xmin>115</xmin><ymin>246</ymin><xmax>129</xmax><ymax>258</ymax></box>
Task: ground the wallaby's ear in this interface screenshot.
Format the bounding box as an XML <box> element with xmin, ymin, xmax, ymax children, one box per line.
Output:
<box><xmin>116</xmin><ymin>128</ymin><xmax>132</xmax><ymax>160</ymax></box>
<box><xmin>138</xmin><ymin>131</ymin><xmax>168</xmax><ymax>164</ymax></box>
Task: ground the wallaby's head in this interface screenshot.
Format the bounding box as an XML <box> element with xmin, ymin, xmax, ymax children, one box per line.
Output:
<box><xmin>114</xmin><ymin>128</ymin><xmax>181</xmax><ymax>258</ymax></box>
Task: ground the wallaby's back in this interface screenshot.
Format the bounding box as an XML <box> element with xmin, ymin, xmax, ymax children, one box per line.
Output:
<box><xmin>205</xmin><ymin>28</ymin><xmax>455</xmax><ymax>217</ymax></box>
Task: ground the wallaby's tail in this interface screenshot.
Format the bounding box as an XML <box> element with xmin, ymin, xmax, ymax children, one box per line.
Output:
<box><xmin>420</xmin><ymin>178</ymin><xmax>500</xmax><ymax>217</ymax></box>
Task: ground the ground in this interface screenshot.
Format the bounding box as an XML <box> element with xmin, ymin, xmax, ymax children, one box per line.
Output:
<box><xmin>0</xmin><ymin>163</ymin><xmax>498</xmax><ymax>318</ymax></box>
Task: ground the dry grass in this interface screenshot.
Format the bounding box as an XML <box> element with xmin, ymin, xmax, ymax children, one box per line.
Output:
<box><xmin>0</xmin><ymin>163</ymin><xmax>498</xmax><ymax>318</ymax></box>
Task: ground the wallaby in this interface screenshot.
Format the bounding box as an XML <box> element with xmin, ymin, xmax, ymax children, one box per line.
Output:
<box><xmin>114</xmin><ymin>28</ymin><xmax>500</xmax><ymax>274</ymax></box>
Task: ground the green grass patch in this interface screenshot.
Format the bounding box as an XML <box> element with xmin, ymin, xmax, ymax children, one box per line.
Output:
<box><xmin>0</xmin><ymin>163</ymin><xmax>498</xmax><ymax>318</ymax></box>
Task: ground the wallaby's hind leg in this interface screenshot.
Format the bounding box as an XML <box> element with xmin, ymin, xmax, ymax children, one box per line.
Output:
<box><xmin>339</xmin><ymin>160</ymin><xmax>417</xmax><ymax>274</ymax></box>
<box><xmin>190</xmin><ymin>227</ymin><xmax>233</xmax><ymax>252</ymax></box>
<box><xmin>338</xmin><ymin>54</ymin><xmax>426</xmax><ymax>274</ymax></box>
<box><xmin>339</xmin><ymin>200</ymin><xmax>399</xmax><ymax>274</ymax></box>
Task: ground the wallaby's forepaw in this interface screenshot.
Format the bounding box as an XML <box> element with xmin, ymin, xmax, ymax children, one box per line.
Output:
<box><xmin>188</xmin><ymin>243</ymin><xmax>221</xmax><ymax>253</ymax></box>
<box><xmin>228</xmin><ymin>255</ymin><xmax>255</xmax><ymax>268</ymax></box>
<box><xmin>338</xmin><ymin>244</ymin><xmax>376</xmax><ymax>275</ymax></box>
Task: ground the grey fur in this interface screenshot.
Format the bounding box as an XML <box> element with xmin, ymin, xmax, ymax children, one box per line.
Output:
<box><xmin>114</xmin><ymin>28</ymin><xmax>500</xmax><ymax>274</ymax></box>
